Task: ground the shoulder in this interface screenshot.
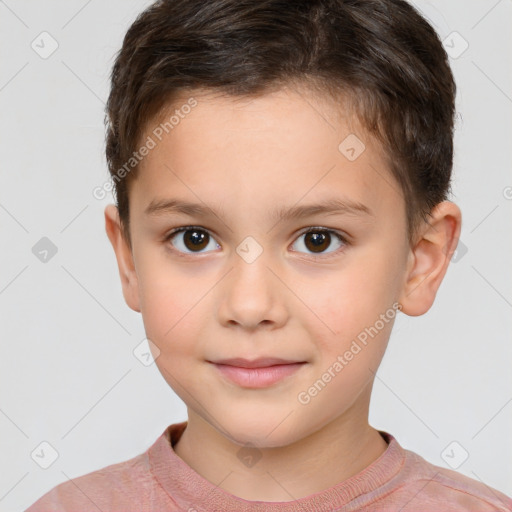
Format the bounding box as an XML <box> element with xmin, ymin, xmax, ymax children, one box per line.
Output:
<box><xmin>380</xmin><ymin>440</ymin><xmax>512</xmax><ymax>512</ymax></box>
<box><xmin>24</xmin><ymin>423</ymin><xmax>187</xmax><ymax>512</ymax></box>
<box><xmin>25</xmin><ymin>450</ymin><xmax>157</xmax><ymax>512</ymax></box>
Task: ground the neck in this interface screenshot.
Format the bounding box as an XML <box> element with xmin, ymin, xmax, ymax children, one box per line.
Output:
<box><xmin>174</xmin><ymin>398</ymin><xmax>388</xmax><ymax>501</ymax></box>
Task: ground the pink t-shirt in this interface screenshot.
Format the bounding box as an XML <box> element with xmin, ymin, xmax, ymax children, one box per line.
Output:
<box><xmin>26</xmin><ymin>422</ymin><xmax>512</xmax><ymax>511</ymax></box>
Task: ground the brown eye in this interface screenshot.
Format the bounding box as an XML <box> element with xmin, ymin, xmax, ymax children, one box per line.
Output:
<box><xmin>304</xmin><ymin>231</ymin><xmax>330</xmax><ymax>253</ymax></box>
<box><xmin>291</xmin><ymin>228</ymin><xmax>346</xmax><ymax>256</ymax></box>
<box><xmin>167</xmin><ymin>227</ymin><xmax>220</xmax><ymax>254</ymax></box>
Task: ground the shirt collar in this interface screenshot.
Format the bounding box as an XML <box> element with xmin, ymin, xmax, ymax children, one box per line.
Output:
<box><xmin>148</xmin><ymin>422</ymin><xmax>405</xmax><ymax>512</ymax></box>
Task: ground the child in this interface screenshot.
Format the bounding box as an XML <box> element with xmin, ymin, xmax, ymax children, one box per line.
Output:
<box><xmin>27</xmin><ymin>0</ymin><xmax>512</xmax><ymax>510</ymax></box>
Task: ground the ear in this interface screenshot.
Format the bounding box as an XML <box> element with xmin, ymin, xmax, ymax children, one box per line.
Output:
<box><xmin>398</xmin><ymin>201</ymin><xmax>462</xmax><ymax>316</ymax></box>
<box><xmin>104</xmin><ymin>204</ymin><xmax>141</xmax><ymax>313</ymax></box>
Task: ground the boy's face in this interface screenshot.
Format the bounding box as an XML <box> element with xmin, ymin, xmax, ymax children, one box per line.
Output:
<box><xmin>108</xmin><ymin>86</ymin><xmax>418</xmax><ymax>447</ymax></box>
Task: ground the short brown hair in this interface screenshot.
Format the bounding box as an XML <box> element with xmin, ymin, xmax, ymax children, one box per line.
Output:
<box><xmin>105</xmin><ymin>0</ymin><xmax>456</xmax><ymax>246</ymax></box>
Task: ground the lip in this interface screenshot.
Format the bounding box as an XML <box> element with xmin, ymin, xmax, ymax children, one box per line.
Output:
<box><xmin>208</xmin><ymin>358</ymin><xmax>307</xmax><ymax>388</ymax></box>
<box><xmin>211</xmin><ymin>357</ymin><xmax>304</xmax><ymax>368</ymax></box>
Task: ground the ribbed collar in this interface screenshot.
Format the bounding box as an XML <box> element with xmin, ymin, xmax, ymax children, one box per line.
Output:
<box><xmin>148</xmin><ymin>422</ymin><xmax>405</xmax><ymax>512</ymax></box>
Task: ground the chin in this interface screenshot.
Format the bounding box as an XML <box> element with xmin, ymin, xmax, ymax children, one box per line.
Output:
<box><xmin>216</xmin><ymin>412</ymin><xmax>307</xmax><ymax>449</ymax></box>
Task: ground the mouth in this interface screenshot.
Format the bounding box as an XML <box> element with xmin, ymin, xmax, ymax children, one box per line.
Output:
<box><xmin>207</xmin><ymin>357</ymin><xmax>307</xmax><ymax>388</ymax></box>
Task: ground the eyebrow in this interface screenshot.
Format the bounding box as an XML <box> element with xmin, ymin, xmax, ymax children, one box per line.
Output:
<box><xmin>144</xmin><ymin>197</ymin><xmax>374</xmax><ymax>221</ymax></box>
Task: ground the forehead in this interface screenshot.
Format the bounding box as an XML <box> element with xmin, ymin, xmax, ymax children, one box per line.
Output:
<box><xmin>130</xmin><ymin>86</ymin><xmax>403</xmax><ymax>223</ymax></box>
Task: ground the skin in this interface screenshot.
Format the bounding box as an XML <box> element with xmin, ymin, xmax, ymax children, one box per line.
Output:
<box><xmin>105</xmin><ymin>85</ymin><xmax>462</xmax><ymax>502</ymax></box>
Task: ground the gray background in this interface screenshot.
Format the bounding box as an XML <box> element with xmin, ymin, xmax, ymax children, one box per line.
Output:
<box><xmin>1</xmin><ymin>0</ymin><xmax>511</xmax><ymax>510</ymax></box>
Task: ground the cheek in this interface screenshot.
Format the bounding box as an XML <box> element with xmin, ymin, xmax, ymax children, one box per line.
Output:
<box><xmin>307</xmin><ymin>259</ymin><xmax>394</xmax><ymax>331</ymax></box>
<box><xmin>302</xmin><ymin>253</ymin><xmax>399</xmax><ymax>371</ymax></box>
<box><xmin>136</xmin><ymin>255</ymin><xmax>203</xmax><ymax>351</ymax></box>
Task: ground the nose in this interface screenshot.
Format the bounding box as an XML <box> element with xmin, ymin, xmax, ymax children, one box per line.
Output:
<box><xmin>215</xmin><ymin>249</ymin><xmax>289</xmax><ymax>331</ymax></box>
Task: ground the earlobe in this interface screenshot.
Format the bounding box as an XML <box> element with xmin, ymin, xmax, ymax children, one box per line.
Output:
<box><xmin>398</xmin><ymin>201</ymin><xmax>462</xmax><ymax>316</ymax></box>
<box><xmin>104</xmin><ymin>204</ymin><xmax>141</xmax><ymax>313</ymax></box>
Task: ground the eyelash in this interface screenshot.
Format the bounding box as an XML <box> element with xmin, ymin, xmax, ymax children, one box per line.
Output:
<box><xmin>163</xmin><ymin>225</ymin><xmax>350</xmax><ymax>259</ymax></box>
